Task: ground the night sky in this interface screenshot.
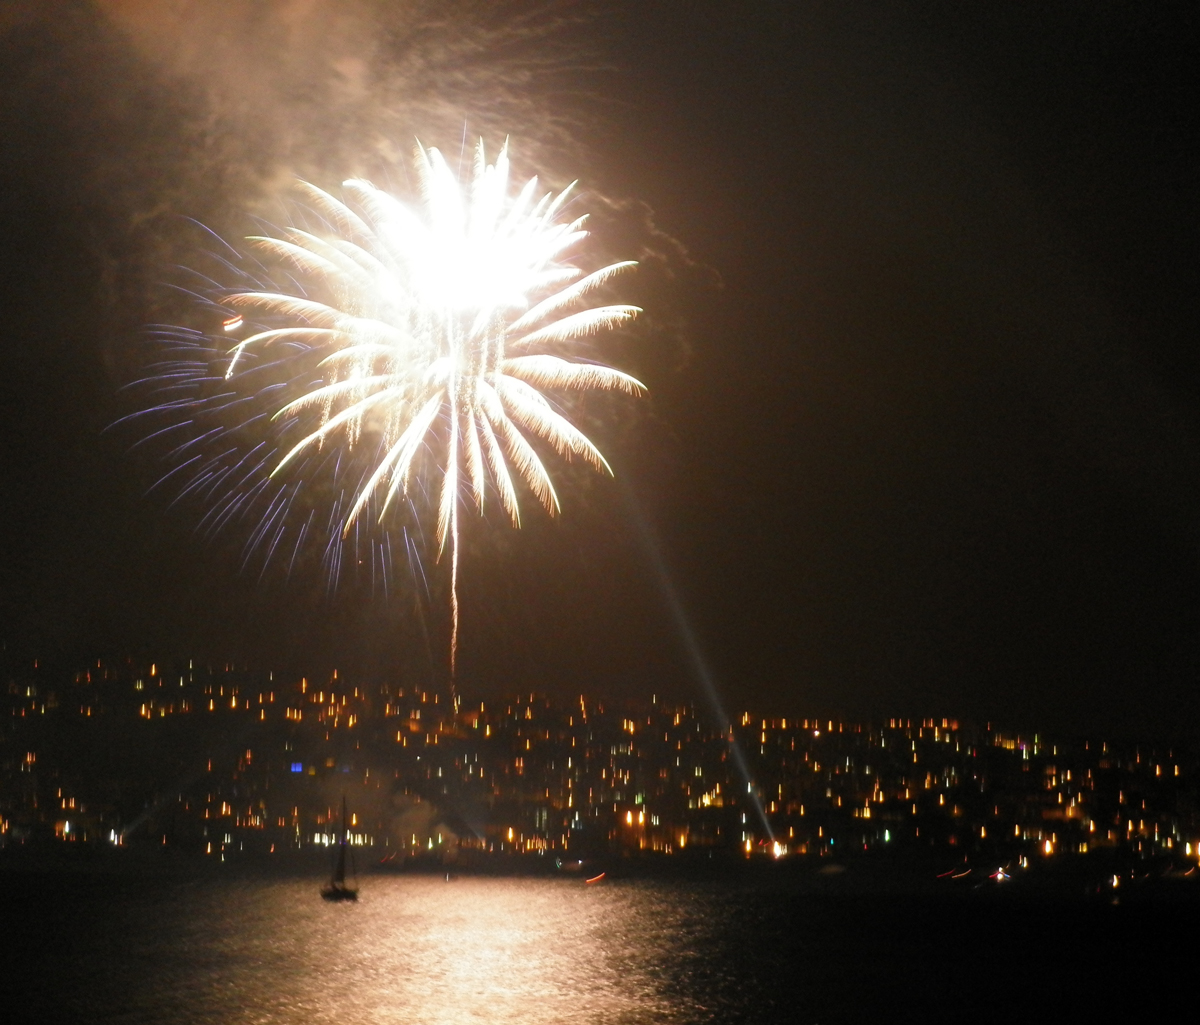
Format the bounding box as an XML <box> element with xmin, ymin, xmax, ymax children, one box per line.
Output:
<box><xmin>1</xmin><ymin>1</ymin><xmax>1196</xmax><ymax>737</ymax></box>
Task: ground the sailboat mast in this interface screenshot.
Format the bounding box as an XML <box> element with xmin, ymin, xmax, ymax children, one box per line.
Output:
<box><xmin>334</xmin><ymin>795</ymin><xmax>348</xmax><ymax>884</ymax></box>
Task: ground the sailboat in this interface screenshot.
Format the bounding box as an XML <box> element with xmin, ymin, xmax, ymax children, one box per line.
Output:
<box><xmin>320</xmin><ymin>796</ymin><xmax>359</xmax><ymax>902</ymax></box>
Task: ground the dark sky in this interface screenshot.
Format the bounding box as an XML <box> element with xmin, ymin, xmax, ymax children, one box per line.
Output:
<box><xmin>1</xmin><ymin>1</ymin><xmax>1197</xmax><ymax>737</ymax></box>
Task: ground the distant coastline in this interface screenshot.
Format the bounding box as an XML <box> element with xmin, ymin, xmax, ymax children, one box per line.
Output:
<box><xmin>4</xmin><ymin>654</ymin><xmax>1198</xmax><ymax>897</ymax></box>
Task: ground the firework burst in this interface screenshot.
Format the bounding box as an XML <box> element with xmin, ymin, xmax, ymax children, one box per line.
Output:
<box><xmin>221</xmin><ymin>140</ymin><xmax>643</xmax><ymax>672</ymax></box>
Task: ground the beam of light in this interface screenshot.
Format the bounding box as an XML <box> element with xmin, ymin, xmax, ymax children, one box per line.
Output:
<box><xmin>619</xmin><ymin>480</ymin><xmax>775</xmax><ymax>843</ymax></box>
<box><xmin>220</xmin><ymin>139</ymin><xmax>643</xmax><ymax>679</ymax></box>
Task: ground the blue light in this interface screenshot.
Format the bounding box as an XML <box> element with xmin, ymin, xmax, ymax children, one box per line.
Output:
<box><xmin>291</xmin><ymin>762</ymin><xmax>303</xmax><ymax>773</ymax></box>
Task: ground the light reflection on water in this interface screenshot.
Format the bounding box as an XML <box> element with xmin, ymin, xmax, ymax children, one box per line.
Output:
<box><xmin>14</xmin><ymin>870</ymin><xmax>1188</xmax><ymax>1023</ymax></box>
<box><xmin>121</xmin><ymin>877</ymin><xmax>706</xmax><ymax>1024</ymax></box>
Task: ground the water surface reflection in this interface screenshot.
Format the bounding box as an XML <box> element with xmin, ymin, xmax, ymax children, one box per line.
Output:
<box><xmin>124</xmin><ymin>876</ymin><xmax>704</xmax><ymax>1024</ymax></box>
<box><xmin>11</xmin><ymin>871</ymin><xmax>1192</xmax><ymax>1023</ymax></box>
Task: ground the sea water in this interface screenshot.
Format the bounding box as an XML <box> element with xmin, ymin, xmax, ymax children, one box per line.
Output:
<box><xmin>1</xmin><ymin>871</ymin><xmax>1193</xmax><ymax>1023</ymax></box>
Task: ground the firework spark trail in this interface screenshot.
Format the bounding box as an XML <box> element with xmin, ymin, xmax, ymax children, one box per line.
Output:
<box><xmin>223</xmin><ymin>139</ymin><xmax>643</xmax><ymax>679</ymax></box>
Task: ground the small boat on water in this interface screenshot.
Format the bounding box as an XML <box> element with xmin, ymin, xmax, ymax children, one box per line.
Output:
<box><xmin>321</xmin><ymin>796</ymin><xmax>358</xmax><ymax>902</ymax></box>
